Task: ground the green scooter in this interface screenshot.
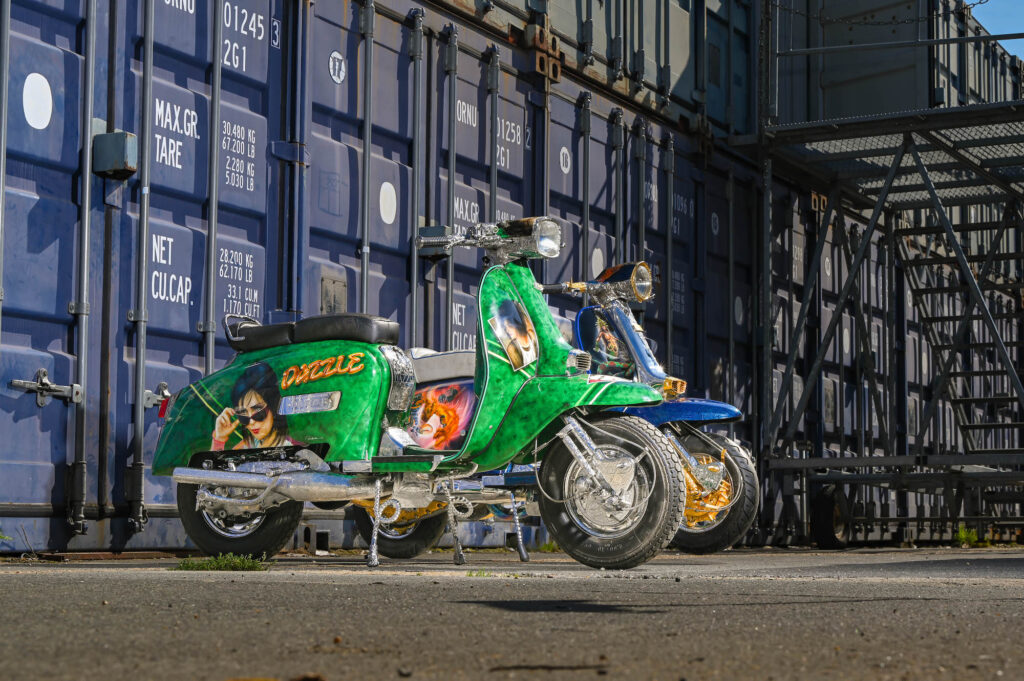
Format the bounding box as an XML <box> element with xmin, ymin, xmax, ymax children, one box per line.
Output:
<box><xmin>154</xmin><ymin>217</ymin><xmax>685</xmax><ymax>569</ymax></box>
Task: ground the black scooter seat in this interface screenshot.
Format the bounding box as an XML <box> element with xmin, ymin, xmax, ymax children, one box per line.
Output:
<box><xmin>227</xmin><ymin>314</ymin><xmax>399</xmax><ymax>352</ymax></box>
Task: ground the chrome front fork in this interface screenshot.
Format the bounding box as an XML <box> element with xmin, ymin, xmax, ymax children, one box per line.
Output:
<box><xmin>557</xmin><ymin>416</ymin><xmax>630</xmax><ymax>512</ymax></box>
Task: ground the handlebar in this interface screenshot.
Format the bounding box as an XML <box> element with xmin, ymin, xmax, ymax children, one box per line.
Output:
<box><xmin>416</xmin><ymin>235</ymin><xmax>463</xmax><ymax>249</ymax></box>
<box><xmin>537</xmin><ymin>281</ymin><xmax>589</xmax><ymax>296</ymax></box>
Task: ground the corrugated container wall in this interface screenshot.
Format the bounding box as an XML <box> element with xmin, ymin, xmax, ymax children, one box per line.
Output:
<box><xmin>0</xmin><ymin>0</ymin><xmax>763</xmax><ymax>552</ymax></box>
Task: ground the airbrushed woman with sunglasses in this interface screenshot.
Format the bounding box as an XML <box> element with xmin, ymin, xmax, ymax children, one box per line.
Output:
<box><xmin>210</xmin><ymin>362</ymin><xmax>295</xmax><ymax>450</ymax></box>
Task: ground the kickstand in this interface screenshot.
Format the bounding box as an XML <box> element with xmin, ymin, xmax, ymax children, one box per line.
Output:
<box><xmin>367</xmin><ymin>479</ymin><xmax>383</xmax><ymax>567</ymax></box>
<box><xmin>508</xmin><ymin>492</ymin><xmax>530</xmax><ymax>562</ymax></box>
<box><xmin>443</xmin><ymin>483</ymin><xmax>466</xmax><ymax>566</ymax></box>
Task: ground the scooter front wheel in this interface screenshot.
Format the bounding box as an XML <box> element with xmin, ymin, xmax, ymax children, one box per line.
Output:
<box><xmin>537</xmin><ymin>415</ymin><xmax>684</xmax><ymax>570</ymax></box>
<box><xmin>668</xmin><ymin>431</ymin><xmax>759</xmax><ymax>554</ymax></box>
<box><xmin>177</xmin><ymin>483</ymin><xmax>303</xmax><ymax>558</ymax></box>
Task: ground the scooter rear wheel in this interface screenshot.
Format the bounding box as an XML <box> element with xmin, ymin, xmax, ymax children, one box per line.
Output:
<box><xmin>537</xmin><ymin>414</ymin><xmax>684</xmax><ymax>570</ymax></box>
<box><xmin>177</xmin><ymin>483</ymin><xmax>303</xmax><ymax>558</ymax></box>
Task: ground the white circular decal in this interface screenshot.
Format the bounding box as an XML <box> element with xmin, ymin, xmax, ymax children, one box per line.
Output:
<box><xmin>710</xmin><ymin>212</ymin><xmax>720</xmax><ymax>237</ymax></box>
<box><xmin>734</xmin><ymin>295</ymin><xmax>744</xmax><ymax>326</ymax></box>
<box><xmin>379</xmin><ymin>181</ymin><xmax>397</xmax><ymax>225</ymax></box>
<box><xmin>590</xmin><ymin>248</ymin><xmax>606</xmax><ymax>279</ymax></box>
<box><xmin>823</xmin><ymin>255</ymin><xmax>832</xmax><ymax>278</ymax></box>
<box><xmin>23</xmin><ymin>73</ymin><xmax>53</xmax><ymax>130</ymax></box>
<box><xmin>329</xmin><ymin>51</ymin><xmax>346</xmax><ymax>84</ymax></box>
<box><xmin>559</xmin><ymin>146</ymin><xmax>571</xmax><ymax>175</ymax></box>
<box><xmin>843</xmin><ymin>327</ymin><xmax>850</xmax><ymax>354</ymax></box>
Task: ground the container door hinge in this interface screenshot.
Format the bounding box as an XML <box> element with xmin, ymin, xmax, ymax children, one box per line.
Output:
<box><xmin>270</xmin><ymin>141</ymin><xmax>310</xmax><ymax>165</ymax></box>
<box><xmin>10</xmin><ymin>369</ymin><xmax>83</xmax><ymax>407</ymax></box>
<box><xmin>581</xmin><ymin>20</ymin><xmax>594</xmax><ymax>65</ymax></box>
<box><xmin>445</xmin><ymin>25</ymin><xmax>459</xmax><ymax>73</ymax></box>
<box><xmin>610</xmin><ymin>37</ymin><xmax>624</xmax><ymax>77</ymax></box>
<box><xmin>579</xmin><ymin>93</ymin><xmax>592</xmax><ymax>133</ymax></box>
<box><xmin>407</xmin><ymin>9</ymin><xmax>423</xmax><ymax>58</ymax></box>
<box><xmin>143</xmin><ymin>382</ymin><xmax>171</xmax><ymax>409</ymax></box>
<box><xmin>359</xmin><ymin>0</ymin><xmax>375</xmax><ymax>36</ymax></box>
<box><xmin>658</xmin><ymin>64</ymin><xmax>671</xmax><ymax>97</ymax></box>
<box><xmin>487</xmin><ymin>48</ymin><xmax>500</xmax><ymax>92</ymax></box>
<box><xmin>632</xmin><ymin>49</ymin><xmax>646</xmax><ymax>88</ymax></box>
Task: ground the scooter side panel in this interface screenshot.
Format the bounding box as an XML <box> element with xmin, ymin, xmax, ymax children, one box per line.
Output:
<box><xmin>621</xmin><ymin>397</ymin><xmax>743</xmax><ymax>426</ymax></box>
<box><xmin>152</xmin><ymin>341</ymin><xmax>390</xmax><ymax>475</ymax></box>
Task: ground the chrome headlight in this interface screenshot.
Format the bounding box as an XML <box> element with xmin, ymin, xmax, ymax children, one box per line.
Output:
<box><xmin>591</xmin><ymin>261</ymin><xmax>656</xmax><ymax>304</ymax></box>
<box><xmin>379</xmin><ymin>345</ymin><xmax>416</xmax><ymax>411</ymax></box>
<box><xmin>533</xmin><ymin>218</ymin><xmax>562</xmax><ymax>259</ymax></box>
<box><xmin>631</xmin><ymin>262</ymin><xmax>653</xmax><ymax>302</ymax></box>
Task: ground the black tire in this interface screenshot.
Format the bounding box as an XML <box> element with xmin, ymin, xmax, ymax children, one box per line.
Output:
<box><xmin>176</xmin><ymin>483</ymin><xmax>303</xmax><ymax>558</ymax></box>
<box><xmin>537</xmin><ymin>415</ymin><xmax>685</xmax><ymax>570</ymax></box>
<box><xmin>669</xmin><ymin>431</ymin><xmax>759</xmax><ymax>554</ymax></box>
<box><xmin>350</xmin><ymin>506</ymin><xmax>448</xmax><ymax>560</ymax></box>
<box><xmin>810</xmin><ymin>484</ymin><xmax>851</xmax><ymax>549</ymax></box>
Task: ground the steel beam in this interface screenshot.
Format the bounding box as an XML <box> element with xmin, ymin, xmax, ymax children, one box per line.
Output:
<box><xmin>834</xmin><ymin>207</ymin><xmax>890</xmax><ymax>447</ymax></box>
<box><xmin>780</xmin><ymin>141</ymin><xmax>908</xmax><ymax>453</ymax></box>
<box><xmin>767</xmin><ymin>99</ymin><xmax>1024</xmax><ymax>146</ymax></box>
<box><xmin>909</xmin><ymin>144</ymin><xmax>1024</xmax><ymax>413</ymax></box>
<box><xmin>764</xmin><ymin>188</ymin><xmax>838</xmax><ymax>453</ymax></box>
<box><xmin>778</xmin><ymin>32</ymin><xmax>1024</xmax><ymax>57</ymax></box>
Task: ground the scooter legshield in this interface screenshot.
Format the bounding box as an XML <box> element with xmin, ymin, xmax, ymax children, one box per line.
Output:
<box><xmin>442</xmin><ymin>263</ymin><xmax>663</xmax><ymax>472</ymax></box>
<box><xmin>152</xmin><ymin>340</ymin><xmax>392</xmax><ymax>475</ymax></box>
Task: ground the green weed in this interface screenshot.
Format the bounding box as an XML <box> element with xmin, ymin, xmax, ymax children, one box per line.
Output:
<box><xmin>173</xmin><ymin>553</ymin><xmax>269</xmax><ymax>571</ymax></box>
<box><xmin>466</xmin><ymin>569</ymin><xmax>493</xmax><ymax>577</ymax></box>
<box><xmin>535</xmin><ymin>540</ymin><xmax>561</xmax><ymax>553</ymax></box>
<box><xmin>955</xmin><ymin>525</ymin><xmax>989</xmax><ymax>548</ymax></box>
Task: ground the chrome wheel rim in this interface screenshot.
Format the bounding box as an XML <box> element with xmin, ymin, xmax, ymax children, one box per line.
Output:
<box><xmin>379</xmin><ymin>522</ymin><xmax>421</xmax><ymax>540</ymax></box>
<box><xmin>199</xmin><ymin>486</ymin><xmax>266</xmax><ymax>538</ymax></box>
<box><xmin>678</xmin><ymin>455</ymin><xmax>736</xmax><ymax>534</ymax></box>
<box><xmin>562</xmin><ymin>445</ymin><xmax>651</xmax><ymax>538</ymax></box>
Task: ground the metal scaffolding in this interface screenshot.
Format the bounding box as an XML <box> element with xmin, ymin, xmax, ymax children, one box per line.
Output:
<box><xmin>752</xmin><ymin>101</ymin><xmax>1024</xmax><ymax>543</ymax></box>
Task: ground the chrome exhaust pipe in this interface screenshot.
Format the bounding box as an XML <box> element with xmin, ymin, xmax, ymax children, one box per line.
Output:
<box><xmin>172</xmin><ymin>467</ymin><xmax>389</xmax><ymax>502</ymax></box>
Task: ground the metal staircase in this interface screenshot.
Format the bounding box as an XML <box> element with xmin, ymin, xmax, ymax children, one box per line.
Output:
<box><xmin>896</xmin><ymin>206</ymin><xmax>1024</xmax><ymax>465</ymax></box>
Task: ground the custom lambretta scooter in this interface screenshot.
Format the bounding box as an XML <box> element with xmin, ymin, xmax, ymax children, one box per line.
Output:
<box><xmin>557</xmin><ymin>262</ymin><xmax>759</xmax><ymax>554</ymax></box>
<box><xmin>353</xmin><ymin>261</ymin><xmax>757</xmax><ymax>559</ymax></box>
<box><xmin>153</xmin><ymin>218</ymin><xmax>685</xmax><ymax>569</ymax></box>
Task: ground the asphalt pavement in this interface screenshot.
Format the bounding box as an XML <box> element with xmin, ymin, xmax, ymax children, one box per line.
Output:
<box><xmin>1</xmin><ymin>546</ymin><xmax>1022</xmax><ymax>681</ymax></box>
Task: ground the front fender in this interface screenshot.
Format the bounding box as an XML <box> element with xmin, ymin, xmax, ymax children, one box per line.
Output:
<box><xmin>620</xmin><ymin>396</ymin><xmax>742</xmax><ymax>427</ymax></box>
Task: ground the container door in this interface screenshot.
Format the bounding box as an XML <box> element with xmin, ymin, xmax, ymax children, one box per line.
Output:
<box><xmin>0</xmin><ymin>0</ymin><xmax>94</xmax><ymax>551</ymax></box>
<box><xmin>305</xmin><ymin>2</ymin><xmax>416</xmax><ymax>342</ymax></box>
<box><xmin>113</xmin><ymin>0</ymin><xmax>288</xmax><ymax>547</ymax></box>
<box><xmin>430</xmin><ymin>37</ymin><xmax>534</xmax><ymax>352</ymax></box>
